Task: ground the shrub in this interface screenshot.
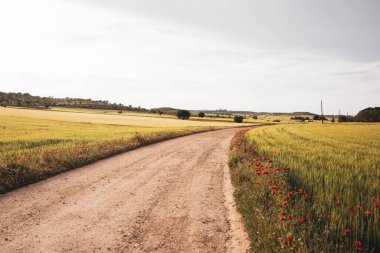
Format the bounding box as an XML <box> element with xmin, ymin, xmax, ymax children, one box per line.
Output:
<box><xmin>198</xmin><ymin>112</ymin><xmax>205</xmax><ymax>118</ymax></box>
<box><xmin>272</xmin><ymin>119</ymin><xmax>281</xmax><ymax>122</ymax></box>
<box><xmin>252</xmin><ymin>116</ymin><xmax>258</xmax><ymax>119</ymax></box>
<box><xmin>233</xmin><ymin>115</ymin><xmax>244</xmax><ymax>123</ymax></box>
<box><xmin>176</xmin><ymin>110</ymin><xmax>191</xmax><ymax>120</ymax></box>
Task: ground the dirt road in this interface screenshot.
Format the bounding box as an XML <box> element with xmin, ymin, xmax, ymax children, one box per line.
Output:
<box><xmin>0</xmin><ymin>128</ymin><xmax>249</xmax><ymax>253</ymax></box>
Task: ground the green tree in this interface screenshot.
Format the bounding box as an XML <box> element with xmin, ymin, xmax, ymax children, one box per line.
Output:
<box><xmin>234</xmin><ymin>115</ymin><xmax>244</xmax><ymax>123</ymax></box>
<box><xmin>176</xmin><ymin>110</ymin><xmax>191</xmax><ymax>120</ymax></box>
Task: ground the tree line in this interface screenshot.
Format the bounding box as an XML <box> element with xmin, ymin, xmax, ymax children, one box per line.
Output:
<box><xmin>0</xmin><ymin>92</ymin><xmax>146</xmax><ymax>112</ymax></box>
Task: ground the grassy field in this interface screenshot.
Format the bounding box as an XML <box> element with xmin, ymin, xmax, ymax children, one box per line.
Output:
<box><xmin>0</xmin><ymin>107</ymin><xmax>249</xmax><ymax>193</ymax></box>
<box><xmin>49</xmin><ymin>107</ymin><xmax>314</xmax><ymax>124</ymax></box>
<box><xmin>229</xmin><ymin>124</ymin><xmax>380</xmax><ymax>252</ymax></box>
<box><xmin>1</xmin><ymin>107</ymin><xmax>255</xmax><ymax>127</ymax></box>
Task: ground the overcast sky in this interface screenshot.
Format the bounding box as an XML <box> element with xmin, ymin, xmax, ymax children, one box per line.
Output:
<box><xmin>0</xmin><ymin>0</ymin><xmax>379</xmax><ymax>114</ymax></box>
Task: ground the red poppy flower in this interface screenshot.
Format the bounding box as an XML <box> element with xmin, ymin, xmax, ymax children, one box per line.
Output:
<box><xmin>291</xmin><ymin>244</ymin><xmax>297</xmax><ymax>249</ymax></box>
<box><xmin>342</xmin><ymin>229</ymin><xmax>350</xmax><ymax>236</ymax></box>
<box><xmin>364</xmin><ymin>210</ymin><xmax>372</xmax><ymax>216</ymax></box>
<box><xmin>298</xmin><ymin>217</ymin><xmax>305</xmax><ymax>222</ymax></box>
<box><xmin>335</xmin><ymin>201</ymin><xmax>342</xmax><ymax>206</ymax></box>
<box><xmin>287</xmin><ymin>234</ymin><xmax>293</xmax><ymax>242</ymax></box>
<box><xmin>288</xmin><ymin>215</ymin><xmax>293</xmax><ymax>220</ymax></box>
<box><xmin>355</xmin><ymin>241</ymin><xmax>362</xmax><ymax>247</ymax></box>
<box><xmin>269</xmin><ymin>185</ymin><xmax>277</xmax><ymax>189</ymax></box>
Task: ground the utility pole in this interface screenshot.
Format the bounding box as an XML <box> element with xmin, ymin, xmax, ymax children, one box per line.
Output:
<box><xmin>321</xmin><ymin>100</ymin><xmax>324</xmax><ymax>124</ymax></box>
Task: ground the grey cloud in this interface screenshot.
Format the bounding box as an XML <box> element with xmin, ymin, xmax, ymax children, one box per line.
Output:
<box><xmin>334</xmin><ymin>70</ymin><xmax>370</xmax><ymax>76</ymax></box>
<box><xmin>65</xmin><ymin>0</ymin><xmax>380</xmax><ymax>62</ymax></box>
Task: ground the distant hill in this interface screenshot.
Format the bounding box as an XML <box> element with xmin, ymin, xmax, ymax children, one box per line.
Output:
<box><xmin>1</xmin><ymin>91</ymin><xmax>319</xmax><ymax>116</ymax></box>
<box><xmin>0</xmin><ymin>92</ymin><xmax>147</xmax><ymax>112</ymax></box>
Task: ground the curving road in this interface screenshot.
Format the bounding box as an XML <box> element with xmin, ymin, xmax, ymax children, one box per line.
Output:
<box><xmin>0</xmin><ymin>128</ymin><xmax>249</xmax><ymax>253</ymax></box>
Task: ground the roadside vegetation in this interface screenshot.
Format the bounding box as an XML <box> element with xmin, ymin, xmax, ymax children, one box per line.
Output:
<box><xmin>229</xmin><ymin>124</ymin><xmax>380</xmax><ymax>252</ymax></box>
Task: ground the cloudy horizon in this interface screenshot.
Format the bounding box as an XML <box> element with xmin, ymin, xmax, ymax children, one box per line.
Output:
<box><xmin>0</xmin><ymin>0</ymin><xmax>379</xmax><ymax>115</ymax></box>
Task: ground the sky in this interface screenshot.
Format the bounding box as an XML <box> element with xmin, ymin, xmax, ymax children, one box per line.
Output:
<box><xmin>0</xmin><ymin>0</ymin><xmax>379</xmax><ymax>114</ymax></box>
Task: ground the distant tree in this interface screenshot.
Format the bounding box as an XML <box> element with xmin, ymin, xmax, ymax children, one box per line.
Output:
<box><xmin>118</xmin><ymin>110</ymin><xmax>123</xmax><ymax>114</ymax></box>
<box><xmin>338</xmin><ymin>115</ymin><xmax>351</xmax><ymax>122</ymax></box>
<box><xmin>252</xmin><ymin>116</ymin><xmax>258</xmax><ymax>119</ymax></box>
<box><xmin>159</xmin><ymin>111</ymin><xmax>163</xmax><ymax>115</ymax></box>
<box><xmin>356</xmin><ymin>107</ymin><xmax>380</xmax><ymax>122</ymax></box>
<box><xmin>313</xmin><ymin>115</ymin><xmax>320</xmax><ymax>120</ymax></box>
<box><xmin>177</xmin><ymin>110</ymin><xmax>191</xmax><ymax>120</ymax></box>
<box><xmin>198</xmin><ymin>112</ymin><xmax>205</xmax><ymax>118</ymax></box>
<box><xmin>291</xmin><ymin>116</ymin><xmax>305</xmax><ymax>121</ymax></box>
<box><xmin>233</xmin><ymin>115</ymin><xmax>244</xmax><ymax>123</ymax></box>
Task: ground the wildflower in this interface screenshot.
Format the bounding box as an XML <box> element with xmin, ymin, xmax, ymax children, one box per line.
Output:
<box><xmin>314</xmin><ymin>194</ymin><xmax>319</xmax><ymax>199</ymax></box>
<box><xmin>291</xmin><ymin>244</ymin><xmax>297</xmax><ymax>249</ymax></box>
<box><xmin>269</xmin><ymin>185</ymin><xmax>277</xmax><ymax>189</ymax></box>
<box><xmin>342</xmin><ymin>229</ymin><xmax>350</xmax><ymax>236</ymax></box>
<box><xmin>288</xmin><ymin>215</ymin><xmax>293</xmax><ymax>220</ymax></box>
<box><xmin>364</xmin><ymin>210</ymin><xmax>372</xmax><ymax>216</ymax></box>
<box><xmin>287</xmin><ymin>234</ymin><xmax>293</xmax><ymax>242</ymax></box>
<box><xmin>355</xmin><ymin>240</ymin><xmax>364</xmax><ymax>250</ymax></box>
<box><xmin>298</xmin><ymin>217</ymin><xmax>305</xmax><ymax>223</ymax></box>
<box><xmin>335</xmin><ymin>201</ymin><xmax>342</xmax><ymax>206</ymax></box>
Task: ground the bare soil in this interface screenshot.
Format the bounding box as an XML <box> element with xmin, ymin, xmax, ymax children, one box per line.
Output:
<box><xmin>0</xmin><ymin>128</ymin><xmax>249</xmax><ymax>253</ymax></box>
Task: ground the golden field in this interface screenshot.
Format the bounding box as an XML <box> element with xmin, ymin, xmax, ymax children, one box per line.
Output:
<box><xmin>0</xmin><ymin>106</ymin><xmax>251</xmax><ymax>193</ymax></box>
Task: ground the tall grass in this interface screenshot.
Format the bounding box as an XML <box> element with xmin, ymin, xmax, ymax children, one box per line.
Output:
<box><xmin>229</xmin><ymin>124</ymin><xmax>380</xmax><ymax>252</ymax></box>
